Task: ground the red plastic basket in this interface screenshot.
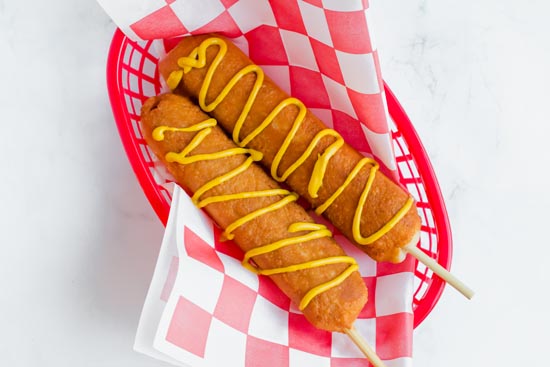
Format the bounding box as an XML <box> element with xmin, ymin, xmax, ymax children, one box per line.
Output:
<box><xmin>106</xmin><ymin>29</ymin><xmax>452</xmax><ymax>328</ymax></box>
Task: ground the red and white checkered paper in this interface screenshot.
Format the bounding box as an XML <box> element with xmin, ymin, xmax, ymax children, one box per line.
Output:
<box><xmin>135</xmin><ymin>185</ymin><xmax>414</xmax><ymax>367</ymax></box>
<box><xmin>97</xmin><ymin>0</ymin><xmax>415</xmax><ymax>365</ymax></box>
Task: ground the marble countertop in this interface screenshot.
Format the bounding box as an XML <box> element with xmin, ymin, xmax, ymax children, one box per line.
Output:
<box><xmin>1</xmin><ymin>0</ymin><xmax>549</xmax><ymax>366</ymax></box>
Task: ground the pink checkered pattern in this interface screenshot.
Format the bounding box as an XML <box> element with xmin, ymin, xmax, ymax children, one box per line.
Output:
<box><xmin>99</xmin><ymin>1</ymin><xmax>425</xmax><ymax>365</ymax></box>
<box><xmin>149</xmin><ymin>187</ymin><xmax>413</xmax><ymax>367</ymax></box>
<box><xmin>99</xmin><ymin>0</ymin><xmax>399</xmax><ymax>175</ymax></box>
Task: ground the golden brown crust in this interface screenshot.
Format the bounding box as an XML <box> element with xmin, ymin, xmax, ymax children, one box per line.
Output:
<box><xmin>159</xmin><ymin>35</ymin><xmax>422</xmax><ymax>263</ymax></box>
<box><xmin>141</xmin><ymin>93</ymin><xmax>367</xmax><ymax>332</ymax></box>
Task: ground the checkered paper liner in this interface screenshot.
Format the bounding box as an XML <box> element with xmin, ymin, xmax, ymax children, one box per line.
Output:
<box><xmin>100</xmin><ymin>0</ymin><xmax>452</xmax><ymax>366</ymax></box>
<box><xmin>135</xmin><ymin>185</ymin><xmax>414</xmax><ymax>367</ymax></box>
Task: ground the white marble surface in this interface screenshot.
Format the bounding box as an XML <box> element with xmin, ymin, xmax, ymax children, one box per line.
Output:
<box><xmin>1</xmin><ymin>0</ymin><xmax>549</xmax><ymax>366</ymax></box>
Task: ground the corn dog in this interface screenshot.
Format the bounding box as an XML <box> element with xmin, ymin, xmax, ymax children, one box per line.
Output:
<box><xmin>159</xmin><ymin>35</ymin><xmax>422</xmax><ymax>263</ymax></box>
<box><xmin>141</xmin><ymin>93</ymin><xmax>368</xmax><ymax>332</ymax></box>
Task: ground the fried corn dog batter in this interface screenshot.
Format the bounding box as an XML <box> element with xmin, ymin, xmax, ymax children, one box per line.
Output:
<box><xmin>141</xmin><ymin>93</ymin><xmax>368</xmax><ymax>332</ymax></box>
<box><xmin>159</xmin><ymin>35</ymin><xmax>422</xmax><ymax>263</ymax></box>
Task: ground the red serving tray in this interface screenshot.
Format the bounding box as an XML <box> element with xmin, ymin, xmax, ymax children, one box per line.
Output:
<box><xmin>106</xmin><ymin>29</ymin><xmax>452</xmax><ymax>327</ymax></box>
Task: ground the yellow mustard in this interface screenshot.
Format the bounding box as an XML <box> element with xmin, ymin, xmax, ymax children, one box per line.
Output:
<box><xmin>167</xmin><ymin>37</ymin><xmax>414</xmax><ymax>246</ymax></box>
<box><xmin>152</xmin><ymin>120</ymin><xmax>358</xmax><ymax>310</ymax></box>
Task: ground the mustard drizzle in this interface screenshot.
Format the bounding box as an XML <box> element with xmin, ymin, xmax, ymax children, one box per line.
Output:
<box><xmin>152</xmin><ymin>121</ymin><xmax>358</xmax><ymax>310</ymax></box>
<box><xmin>167</xmin><ymin>37</ymin><xmax>415</xmax><ymax>246</ymax></box>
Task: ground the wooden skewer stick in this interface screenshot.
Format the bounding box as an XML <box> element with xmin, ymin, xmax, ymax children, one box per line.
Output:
<box><xmin>345</xmin><ymin>327</ymin><xmax>386</xmax><ymax>367</ymax></box>
<box><xmin>404</xmin><ymin>243</ymin><xmax>475</xmax><ymax>299</ymax></box>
